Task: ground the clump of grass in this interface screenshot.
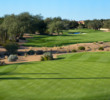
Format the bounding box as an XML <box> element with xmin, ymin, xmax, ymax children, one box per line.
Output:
<box><xmin>98</xmin><ymin>47</ymin><xmax>104</xmax><ymax>50</ymax></box>
<box><xmin>72</xmin><ymin>49</ymin><xmax>77</xmax><ymax>53</ymax></box>
<box><xmin>78</xmin><ymin>46</ymin><xmax>85</xmax><ymax>50</ymax></box>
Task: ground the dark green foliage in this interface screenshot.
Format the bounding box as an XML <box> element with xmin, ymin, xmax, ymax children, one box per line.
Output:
<box><xmin>19</xmin><ymin>37</ymin><xmax>26</xmax><ymax>40</ymax></box>
<box><xmin>27</xmin><ymin>50</ymin><xmax>35</xmax><ymax>55</ymax></box>
<box><xmin>98</xmin><ymin>47</ymin><xmax>104</xmax><ymax>50</ymax></box>
<box><xmin>40</xmin><ymin>56</ymin><xmax>45</xmax><ymax>61</ymax></box>
<box><xmin>78</xmin><ymin>24</ymin><xmax>85</xmax><ymax>29</ymax></box>
<box><xmin>8</xmin><ymin>55</ymin><xmax>18</xmax><ymax>62</ymax></box>
<box><xmin>41</xmin><ymin>52</ymin><xmax>53</xmax><ymax>61</ymax></box>
<box><xmin>0</xmin><ymin>17</ymin><xmax>4</xmax><ymax>25</ymax></box>
<box><xmin>4</xmin><ymin>42</ymin><xmax>19</xmax><ymax>55</ymax></box>
<box><xmin>48</xmin><ymin>21</ymin><xmax>64</xmax><ymax>35</ymax></box>
<box><xmin>17</xmin><ymin>52</ymin><xmax>25</xmax><ymax>56</ymax></box>
<box><xmin>103</xmin><ymin>20</ymin><xmax>110</xmax><ymax>29</ymax></box>
<box><xmin>78</xmin><ymin>46</ymin><xmax>85</xmax><ymax>50</ymax></box>
<box><xmin>36</xmin><ymin>50</ymin><xmax>44</xmax><ymax>55</ymax></box>
<box><xmin>85</xmin><ymin>19</ymin><xmax>103</xmax><ymax>30</ymax></box>
<box><xmin>0</xmin><ymin>12</ymin><xmax>46</xmax><ymax>43</ymax></box>
<box><xmin>0</xmin><ymin>26</ymin><xmax>7</xmax><ymax>43</ymax></box>
<box><xmin>69</xmin><ymin>21</ymin><xmax>79</xmax><ymax>29</ymax></box>
<box><xmin>37</xmin><ymin>20</ymin><xmax>47</xmax><ymax>35</ymax></box>
<box><xmin>72</xmin><ymin>49</ymin><xmax>77</xmax><ymax>52</ymax></box>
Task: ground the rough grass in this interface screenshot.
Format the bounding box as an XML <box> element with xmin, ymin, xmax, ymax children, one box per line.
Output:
<box><xmin>24</xmin><ymin>29</ymin><xmax>110</xmax><ymax>47</ymax></box>
<box><xmin>1</xmin><ymin>52</ymin><xmax>110</xmax><ymax>100</ymax></box>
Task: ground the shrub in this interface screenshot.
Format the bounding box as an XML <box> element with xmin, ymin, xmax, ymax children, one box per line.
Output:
<box><xmin>98</xmin><ymin>41</ymin><xmax>104</xmax><ymax>44</ymax></box>
<box><xmin>98</xmin><ymin>47</ymin><xmax>104</xmax><ymax>50</ymax></box>
<box><xmin>40</xmin><ymin>56</ymin><xmax>45</xmax><ymax>61</ymax></box>
<box><xmin>4</xmin><ymin>42</ymin><xmax>19</xmax><ymax>55</ymax></box>
<box><xmin>27</xmin><ymin>50</ymin><xmax>35</xmax><ymax>55</ymax></box>
<box><xmin>36</xmin><ymin>50</ymin><xmax>44</xmax><ymax>55</ymax></box>
<box><xmin>40</xmin><ymin>56</ymin><xmax>49</xmax><ymax>61</ymax></box>
<box><xmin>44</xmin><ymin>52</ymin><xmax>53</xmax><ymax>59</ymax></box>
<box><xmin>0</xmin><ymin>61</ymin><xmax>5</xmax><ymax>66</ymax></box>
<box><xmin>78</xmin><ymin>46</ymin><xmax>85</xmax><ymax>50</ymax></box>
<box><xmin>41</xmin><ymin>52</ymin><xmax>53</xmax><ymax>61</ymax></box>
<box><xmin>8</xmin><ymin>55</ymin><xmax>18</xmax><ymax>62</ymax></box>
<box><xmin>17</xmin><ymin>52</ymin><xmax>25</xmax><ymax>56</ymax></box>
<box><xmin>19</xmin><ymin>37</ymin><xmax>26</xmax><ymax>40</ymax></box>
<box><xmin>72</xmin><ymin>49</ymin><xmax>77</xmax><ymax>52</ymax></box>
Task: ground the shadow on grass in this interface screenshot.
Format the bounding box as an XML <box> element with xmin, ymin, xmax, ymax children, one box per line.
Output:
<box><xmin>1</xmin><ymin>77</ymin><xmax>110</xmax><ymax>80</ymax></box>
<box><xmin>0</xmin><ymin>62</ymin><xmax>35</xmax><ymax>76</ymax></box>
<box><xmin>54</xmin><ymin>57</ymin><xmax>65</xmax><ymax>60</ymax></box>
<box><xmin>0</xmin><ymin>73</ymin><xmax>61</xmax><ymax>75</ymax></box>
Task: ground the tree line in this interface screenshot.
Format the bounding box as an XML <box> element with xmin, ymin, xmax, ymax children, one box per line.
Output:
<box><xmin>0</xmin><ymin>12</ymin><xmax>110</xmax><ymax>44</ymax></box>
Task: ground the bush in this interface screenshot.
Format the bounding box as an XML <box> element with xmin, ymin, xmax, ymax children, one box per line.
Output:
<box><xmin>78</xmin><ymin>46</ymin><xmax>85</xmax><ymax>50</ymax></box>
<box><xmin>40</xmin><ymin>56</ymin><xmax>49</xmax><ymax>61</ymax></box>
<box><xmin>17</xmin><ymin>52</ymin><xmax>25</xmax><ymax>56</ymax></box>
<box><xmin>98</xmin><ymin>41</ymin><xmax>104</xmax><ymax>44</ymax></box>
<box><xmin>98</xmin><ymin>47</ymin><xmax>104</xmax><ymax>50</ymax></box>
<box><xmin>40</xmin><ymin>56</ymin><xmax>45</xmax><ymax>61</ymax></box>
<box><xmin>0</xmin><ymin>61</ymin><xmax>5</xmax><ymax>66</ymax></box>
<box><xmin>36</xmin><ymin>50</ymin><xmax>44</xmax><ymax>55</ymax></box>
<box><xmin>8</xmin><ymin>55</ymin><xmax>18</xmax><ymax>62</ymax></box>
<box><xmin>19</xmin><ymin>37</ymin><xmax>26</xmax><ymax>40</ymax></box>
<box><xmin>4</xmin><ymin>42</ymin><xmax>19</xmax><ymax>55</ymax></box>
<box><xmin>44</xmin><ymin>52</ymin><xmax>53</xmax><ymax>59</ymax></box>
<box><xmin>72</xmin><ymin>49</ymin><xmax>77</xmax><ymax>52</ymax></box>
<box><xmin>41</xmin><ymin>52</ymin><xmax>53</xmax><ymax>61</ymax></box>
<box><xmin>27</xmin><ymin>50</ymin><xmax>35</xmax><ymax>55</ymax></box>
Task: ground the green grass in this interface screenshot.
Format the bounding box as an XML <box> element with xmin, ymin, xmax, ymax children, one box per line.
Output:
<box><xmin>24</xmin><ymin>29</ymin><xmax>110</xmax><ymax>47</ymax></box>
<box><xmin>1</xmin><ymin>52</ymin><xmax>110</xmax><ymax>100</ymax></box>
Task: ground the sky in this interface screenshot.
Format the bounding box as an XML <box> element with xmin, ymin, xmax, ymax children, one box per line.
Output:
<box><xmin>0</xmin><ymin>0</ymin><xmax>110</xmax><ymax>20</ymax></box>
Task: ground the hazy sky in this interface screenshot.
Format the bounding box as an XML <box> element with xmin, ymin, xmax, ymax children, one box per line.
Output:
<box><xmin>0</xmin><ymin>0</ymin><xmax>110</xmax><ymax>20</ymax></box>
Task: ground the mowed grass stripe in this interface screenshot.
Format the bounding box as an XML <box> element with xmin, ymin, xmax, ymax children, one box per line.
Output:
<box><xmin>24</xmin><ymin>29</ymin><xmax>110</xmax><ymax>47</ymax></box>
<box><xmin>1</xmin><ymin>52</ymin><xmax>110</xmax><ymax>100</ymax></box>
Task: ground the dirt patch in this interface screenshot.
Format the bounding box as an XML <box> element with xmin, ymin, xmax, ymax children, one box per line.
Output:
<box><xmin>1</xmin><ymin>42</ymin><xmax>110</xmax><ymax>64</ymax></box>
<box><xmin>0</xmin><ymin>54</ymin><xmax>62</xmax><ymax>64</ymax></box>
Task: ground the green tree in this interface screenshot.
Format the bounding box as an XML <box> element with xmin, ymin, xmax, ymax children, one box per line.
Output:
<box><xmin>69</xmin><ymin>21</ymin><xmax>79</xmax><ymax>29</ymax></box>
<box><xmin>30</xmin><ymin>15</ymin><xmax>46</xmax><ymax>34</ymax></box>
<box><xmin>103</xmin><ymin>20</ymin><xmax>110</xmax><ymax>29</ymax></box>
<box><xmin>0</xmin><ymin>17</ymin><xmax>4</xmax><ymax>25</ymax></box>
<box><xmin>78</xmin><ymin>24</ymin><xmax>85</xmax><ymax>29</ymax></box>
<box><xmin>85</xmin><ymin>19</ymin><xmax>103</xmax><ymax>30</ymax></box>
<box><xmin>2</xmin><ymin>14</ymin><xmax>21</xmax><ymax>41</ymax></box>
<box><xmin>48</xmin><ymin>21</ymin><xmax>64</xmax><ymax>35</ymax></box>
<box><xmin>0</xmin><ymin>25</ymin><xmax>7</xmax><ymax>43</ymax></box>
